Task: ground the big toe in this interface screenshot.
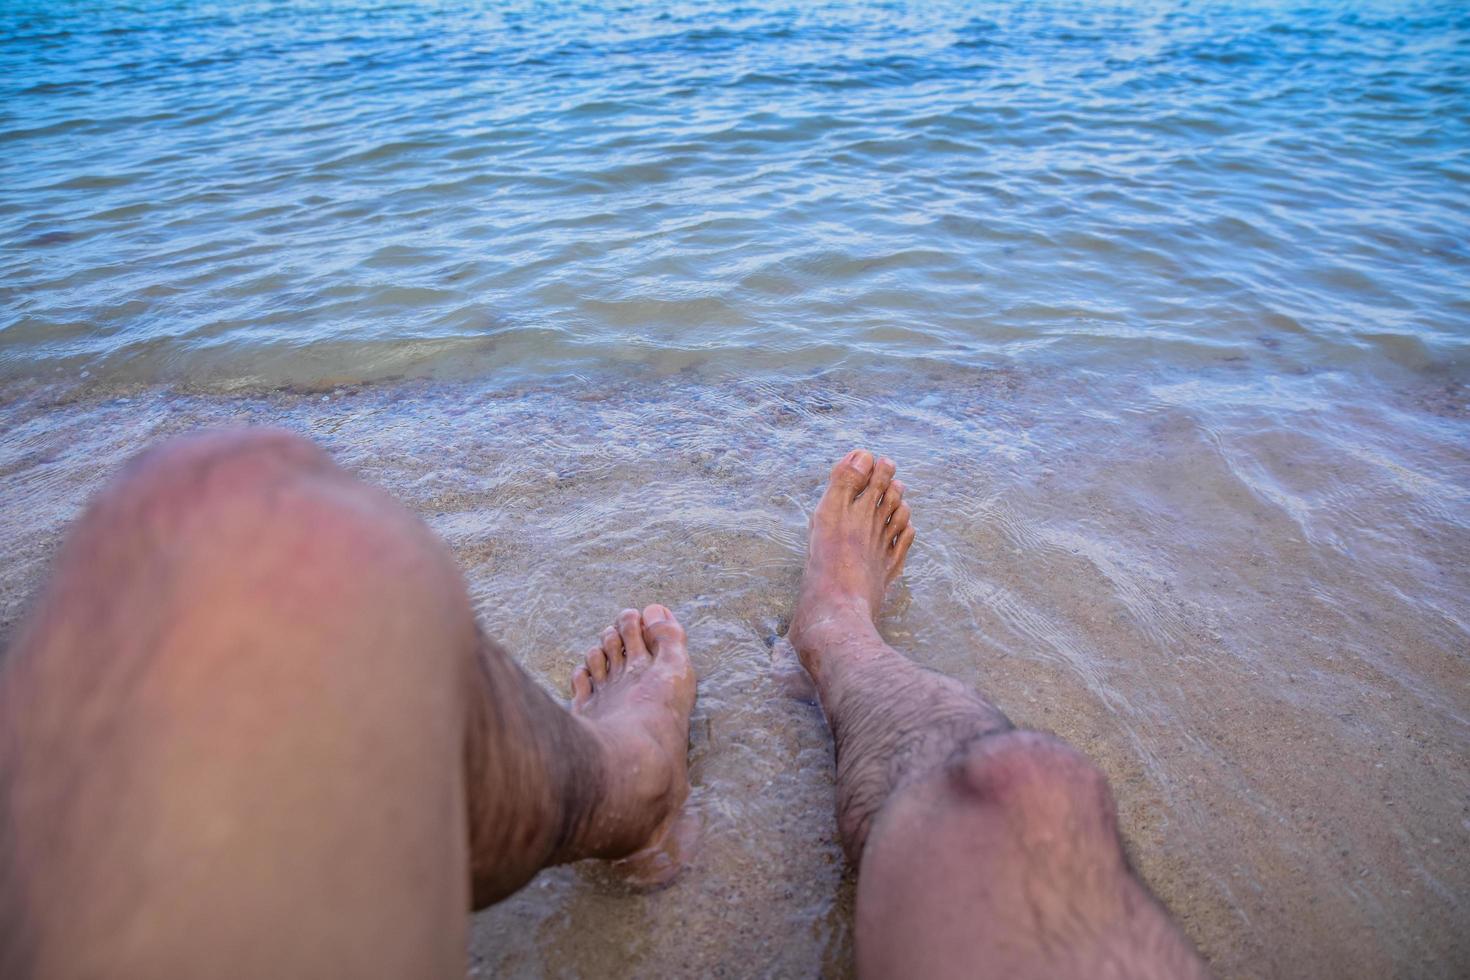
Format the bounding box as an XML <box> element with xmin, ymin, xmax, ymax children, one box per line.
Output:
<box><xmin>641</xmin><ymin>604</ymin><xmax>688</xmax><ymax>659</ymax></box>
<box><xmin>828</xmin><ymin>449</ymin><xmax>875</xmax><ymax>497</ymax></box>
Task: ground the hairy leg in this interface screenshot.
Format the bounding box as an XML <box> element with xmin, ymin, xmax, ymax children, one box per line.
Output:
<box><xmin>789</xmin><ymin>450</ymin><xmax>1206</xmax><ymax>980</ymax></box>
<box><xmin>0</xmin><ymin>429</ymin><xmax>694</xmax><ymax>979</ymax></box>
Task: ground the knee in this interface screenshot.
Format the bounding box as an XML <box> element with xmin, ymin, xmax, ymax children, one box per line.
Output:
<box><xmin>943</xmin><ymin>730</ymin><xmax>1117</xmax><ymax>841</ymax></box>
<box><xmin>86</xmin><ymin>428</ymin><xmax>446</xmax><ymax>592</ymax></box>
<box><xmin>110</xmin><ymin>428</ymin><xmax>333</xmax><ymax>514</ymax></box>
<box><xmin>22</xmin><ymin>428</ymin><xmax>474</xmax><ymax>742</ymax></box>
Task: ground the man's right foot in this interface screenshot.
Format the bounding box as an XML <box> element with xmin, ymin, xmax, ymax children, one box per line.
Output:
<box><xmin>788</xmin><ymin>449</ymin><xmax>915</xmax><ymax>672</ymax></box>
<box><xmin>780</xmin><ymin>454</ymin><xmax>1210</xmax><ymax>978</ymax></box>
<box><xmin>786</xmin><ymin>449</ymin><xmax>1008</xmax><ymax>858</ymax></box>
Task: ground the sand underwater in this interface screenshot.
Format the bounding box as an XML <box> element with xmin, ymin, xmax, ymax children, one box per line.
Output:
<box><xmin>1</xmin><ymin>360</ymin><xmax>1465</xmax><ymax>979</ymax></box>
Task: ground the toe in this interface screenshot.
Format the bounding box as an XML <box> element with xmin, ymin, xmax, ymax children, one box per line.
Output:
<box><xmin>891</xmin><ymin>524</ymin><xmax>917</xmax><ymax>565</ymax></box>
<box><xmin>586</xmin><ymin>645</ymin><xmax>609</xmax><ymax>682</ymax></box>
<box><xmin>881</xmin><ymin>479</ymin><xmax>906</xmax><ymax>522</ymax></box>
<box><xmin>829</xmin><ymin>449</ymin><xmax>875</xmax><ymax>497</ymax></box>
<box><xmin>888</xmin><ymin>500</ymin><xmax>911</xmax><ymax>533</ymax></box>
<box><xmin>602</xmin><ymin>625</ymin><xmax>625</xmax><ymax>674</ymax></box>
<box><xmin>571</xmin><ymin>665</ymin><xmax>593</xmax><ymax>707</ymax></box>
<box><xmin>618</xmin><ymin>607</ymin><xmax>651</xmax><ymax>663</ymax></box>
<box><xmin>865</xmin><ymin>457</ymin><xmax>896</xmax><ymax>505</ymax></box>
<box><xmin>641</xmin><ymin>603</ymin><xmax>687</xmax><ymax>660</ymax></box>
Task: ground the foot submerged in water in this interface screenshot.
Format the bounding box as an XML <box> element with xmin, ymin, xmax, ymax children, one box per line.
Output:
<box><xmin>788</xmin><ymin>449</ymin><xmax>915</xmax><ymax>669</ymax></box>
<box><xmin>568</xmin><ymin>604</ymin><xmax>697</xmax><ymax>885</ymax></box>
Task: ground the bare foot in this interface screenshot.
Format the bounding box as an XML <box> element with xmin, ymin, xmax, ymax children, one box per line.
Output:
<box><xmin>786</xmin><ymin>450</ymin><xmax>1005</xmax><ymax>859</ymax></box>
<box><xmin>568</xmin><ymin>604</ymin><xmax>697</xmax><ymax>885</ymax></box>
<box><xmin>776</xmin><ymin>455</ymin><xmax>1209</xmax><ymax>976</ymax></box>
<box><xmin>788</xmin><ymin>449</ymin><xmax>915</xmax><ymax>671</ymax></box>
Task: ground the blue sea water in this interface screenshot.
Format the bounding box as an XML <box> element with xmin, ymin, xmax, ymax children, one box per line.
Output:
<box><xmin>1</xmin><ymin>0</ymin><xmax>1467</xmax><ymax>385</ymax></box>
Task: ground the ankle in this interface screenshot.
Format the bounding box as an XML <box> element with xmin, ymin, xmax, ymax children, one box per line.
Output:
<box><xmin>558</xmin><ymin>717</ymin><xmax>680</xmax><ymax>863</ymax></box>
<box><xmin>468</xmin><ymin>717</ymin><xmax>604</xmax><ymax>906</ymax></box>
<box><xmin>788</xmin><ymin>596</ymin><xmax>883</xmax><ymax>672</ymax></box>
<box><xmin>547</xmin><ymin>718</ymin><xmax>619</xmax><ymax>862</ymax></box>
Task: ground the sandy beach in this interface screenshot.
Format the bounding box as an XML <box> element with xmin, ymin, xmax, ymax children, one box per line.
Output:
<box><xmin>2</xmin><ymin>362</ymin><xmax>1465</xmax><ymax>978</ymax></box>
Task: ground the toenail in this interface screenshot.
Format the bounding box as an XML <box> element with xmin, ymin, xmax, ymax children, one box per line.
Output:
<box><xmin>644</xmin><ymin>604</ymin><xmax>670</xmax><ymax>624</ymax></box>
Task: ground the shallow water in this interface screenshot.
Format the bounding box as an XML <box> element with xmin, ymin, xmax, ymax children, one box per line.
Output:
<box><xmin>1</xmin><ymin>365</ymin><xmax>1466</xmax><ymax>977</ymax></box>
<box><xmin>2</xmin><ymin>1</ymin><xmax>1469</xmax><ymax>978</ymax></box>
<box><xmin>3</xmin><ymin>0</ymin><xmax>1467</xmax><ymax>385</ymax></box>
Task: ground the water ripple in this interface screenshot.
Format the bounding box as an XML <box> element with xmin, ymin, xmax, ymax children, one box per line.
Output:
<box><xmin>1</xmin><ymin>0</ymin><xmax>1466</xmax><ymax>387</ymax></box>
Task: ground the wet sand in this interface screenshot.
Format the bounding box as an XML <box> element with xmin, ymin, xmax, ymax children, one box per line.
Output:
<box><xmin>1</xmin><ymin>364</ymin><xmax>1466</xmax><ymax>978</ymax></box>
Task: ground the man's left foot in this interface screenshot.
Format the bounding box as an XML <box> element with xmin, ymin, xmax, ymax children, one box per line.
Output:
<box><xmin>568</xmin><ymin>605</ymin><xmax>696</xmax><ymax>880</ymax></box>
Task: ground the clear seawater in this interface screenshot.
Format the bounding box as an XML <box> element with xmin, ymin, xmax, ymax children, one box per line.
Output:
<box><xmin>2</xmin><ymin>3</ymin><xmax>1468</xmax><ymax>979</ymax></box>
<box><xmin>1</xmin><ymin>0</ymin><xmax>1467</xmax><ymax>386</ymax></box>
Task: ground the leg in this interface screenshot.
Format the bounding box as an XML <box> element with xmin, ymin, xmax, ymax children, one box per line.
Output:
<box><xmin>0</xmin><ymin>430</ymin><xmax>694</xmax><ymax>979</ymax></box>
<box><xmin>788</xmin><ymin>451</ymin><xmax>1207</xmax><ymax>980</ymax></box>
